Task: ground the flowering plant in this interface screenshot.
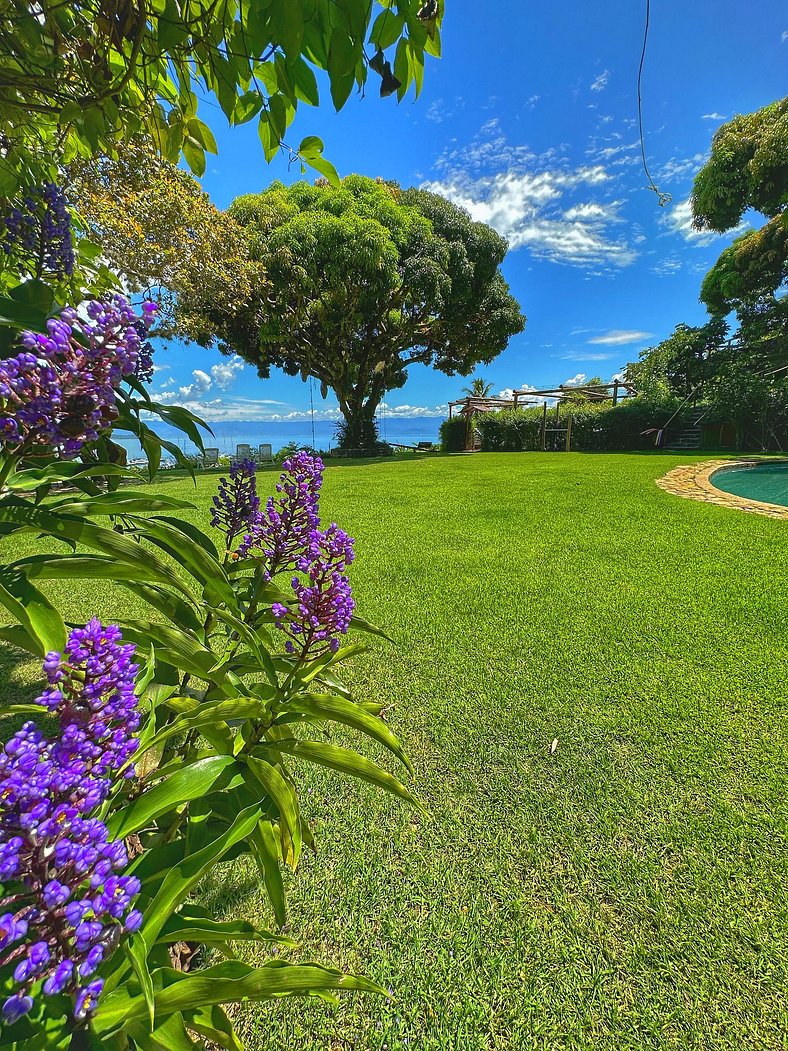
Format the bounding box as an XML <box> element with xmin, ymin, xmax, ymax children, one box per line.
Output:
<box><xmin>0</xmin><ymin>215</ymin><xmax>417</xmax><ymax>1046</ymax></box>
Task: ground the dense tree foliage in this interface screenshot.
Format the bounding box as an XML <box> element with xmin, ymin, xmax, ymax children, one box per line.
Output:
<box><xmin>68</xmin><ymin>141</ymin><xmax>264</xmax><ymax>342</ymax></box>
<box><xmin>693</xmin><ymin>97</ymin><xmax>787</xmax><ymax>316</ymax></box>
<box><xmin>0</xmin><ymin>0</ymin><xmax>443</xmax><ymax>196</ymax></box>
<box><xmin>215</xmin><ymin>176</ymin><xmax>525</xmax><ymax>449</ymax></box>
<box><xmin>626</xmin><ymin>99</ymin><xmax>787</xmax><ymax>449</ymax></box>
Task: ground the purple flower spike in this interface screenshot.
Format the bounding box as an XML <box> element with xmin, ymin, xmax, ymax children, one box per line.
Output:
<box><xmin>0</xmin><ymin>623</ymin><xmax>142</xmax><ymax>1025</ymax></box>
<box><xmin>210</xmin><ymin>459</ymin><xmax>260</xmax><ymax>548</ymax></box>
<box><xmin>0</xmin><ymin>296</ymin><xmax>157</xmax><ymax>457</ymax></box>
<box><xmin>239</xmin><ymin>451</ymin><xmax>324</xmax><ymax>572</ymax></box>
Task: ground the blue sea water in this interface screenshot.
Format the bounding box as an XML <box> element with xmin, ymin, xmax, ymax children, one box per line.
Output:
<box><xmin>114</xmin><ymin>417</ymin><xmax>444</xmax><ymax>460</ymax></box>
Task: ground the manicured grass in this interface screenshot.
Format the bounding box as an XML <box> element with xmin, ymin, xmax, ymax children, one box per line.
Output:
<box><xmin>3</xmin><ymin>453</ymin><xmax>787</xmax><ymax>1049</ymax></box>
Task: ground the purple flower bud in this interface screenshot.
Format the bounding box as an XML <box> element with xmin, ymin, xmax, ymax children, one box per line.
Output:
<box><xmin>2</xmin><ymin>992</ymin><xmax>34</xmax><ymax>1023</ymax></box>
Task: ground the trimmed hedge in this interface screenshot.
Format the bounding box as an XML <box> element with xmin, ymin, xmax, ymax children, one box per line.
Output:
<box><xmin>475</xmin><ymin>399</ymin><xmax>676</xmax><ymax>452</ymax></box>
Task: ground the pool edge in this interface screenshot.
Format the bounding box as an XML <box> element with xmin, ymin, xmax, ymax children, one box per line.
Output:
<box><xmin>656</xmin><ymin>458</ymin><xmax>788</xmax><ymax>520</ymax></box>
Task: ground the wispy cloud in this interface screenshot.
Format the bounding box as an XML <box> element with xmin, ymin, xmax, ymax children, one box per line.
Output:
<box><xmin>590</xmin><ymin>70</ymin><xmax>610</xmax><ymax>92</ymax></box>
<box><xmin>660</xmin><ymin>196</ymin><xmax>746</xmax><ymax>245</ymax></box>
<box><xmin>560</xmin><ymin>351</ymin><xmax>617</xmax><ymax>362</ymax></box>
<box><xmin>422</xmin><ymin>167</ymin><xmax>637</xmax><ymax>269</ymax></box>
<box><xmin>587</xmin><ymin>329</ymin><xmax>654</xmax><ymax>345</ymax></box>
<box><xmin>701</xmin><ymin>112</ymin><xmax>727</xmax><ymax>121</ymax></box>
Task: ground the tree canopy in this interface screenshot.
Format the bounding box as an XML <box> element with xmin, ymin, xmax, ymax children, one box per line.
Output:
<box><xmin>212</xmin><ymin>175</ymin><xmax>525</xmax><ymax>448</ymax></box>
<box><xmin>0</xmin><ymin>0</ymin><xmax>443</xmax><ymax>197</ymax></box>
<box><xmin>693</xmin><ymin>97</ymin><xmax>787</xmax><ymax>316</ymax></box>
<box><xmin>68</xmin><ymin>141</ymin><xmax>263</xmax><ymax>343</ymax></box>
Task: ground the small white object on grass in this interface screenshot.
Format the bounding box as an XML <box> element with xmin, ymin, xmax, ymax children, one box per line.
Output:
<box><xmin>550</xmin><ymin>738</ymin><xmax>559</xmax><ymax>754</ymax></box>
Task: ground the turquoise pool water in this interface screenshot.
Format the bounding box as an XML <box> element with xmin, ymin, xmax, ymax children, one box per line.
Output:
<box><xmin>711</xmin><ymin>461</ymin><xmax>788</xmax><ymax>507</ymax></box>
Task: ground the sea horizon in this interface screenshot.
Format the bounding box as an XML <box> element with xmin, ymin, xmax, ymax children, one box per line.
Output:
<box><xmin>116</xmin><ymin>416</ymin><xmax>446</xmax><ymax>459</ymax></box>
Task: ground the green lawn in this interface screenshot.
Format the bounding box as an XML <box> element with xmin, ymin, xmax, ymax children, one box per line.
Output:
<box><xmin>3</xmin><ymin>453</ymin><xmax>787</xmax><ymax>1049</ymax></box>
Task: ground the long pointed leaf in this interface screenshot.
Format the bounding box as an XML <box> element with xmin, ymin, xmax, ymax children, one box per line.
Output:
<box><xmin>255</xmin><ymin>739</ymin><xmax>423</xmax><ymax>812</ymax></box>
<box><xmin>0</xmin><ymin>564</ymin><xmax>66</xmax><ymax>655</ymax></box>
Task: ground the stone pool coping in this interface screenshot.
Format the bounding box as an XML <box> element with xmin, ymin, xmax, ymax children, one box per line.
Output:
<box><xmin>656</xmin><ymin>458</ymin><xmax>788</xmax><ymax>520</ymax></box>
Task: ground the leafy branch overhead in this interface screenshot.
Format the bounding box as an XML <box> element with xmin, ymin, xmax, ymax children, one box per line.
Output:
<box><xmin>0</xmin><ymin>0</ymin><xmax>445</xmax><ymax>193</ymax></box>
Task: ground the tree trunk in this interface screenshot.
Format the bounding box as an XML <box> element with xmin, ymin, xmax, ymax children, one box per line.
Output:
<box><xmin>336</xmin><ymin>384</ymin><xmax>384</xmax><ymax>452</ymax></box>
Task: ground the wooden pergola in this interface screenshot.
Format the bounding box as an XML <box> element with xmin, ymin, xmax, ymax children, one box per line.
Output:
<box><xmin>447</xmin><ymin>380</ymin><xmax>636</xmax><ymax>419</ymax></box>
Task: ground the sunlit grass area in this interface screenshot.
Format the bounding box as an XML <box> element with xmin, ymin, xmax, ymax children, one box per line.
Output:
<box><xmin>2</xmin><ymin>452</ymin><xmax>786</xmax><ymax>1049</ymax></box>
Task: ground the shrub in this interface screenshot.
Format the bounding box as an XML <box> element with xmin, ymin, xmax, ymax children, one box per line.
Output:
<box><xmin>439</xmin><ymin>416</ymin><xmax>468</xmax><ymax>452</ymax></box>
<box><xmin>477</xmin><ymin>399</ymin><xmax>676</xmax><ymax>453</ymax></box>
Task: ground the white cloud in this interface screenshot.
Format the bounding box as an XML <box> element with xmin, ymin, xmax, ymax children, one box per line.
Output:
<box><xmin>174</xmin><ymin>355</ymin><xmax>245</xmax><ymax>401</ymax></box>
<box><xmin>210</xmin><ymin>356</ymin><xmax>245</xmax><ymax>390</ymax></box>
<box><xmin>701</xmin><ymin>112</ymin><xmax>727</xmax><ymax>121</ymax></box>
<box><xmin>561</xmin><ymin>351</ymin><xmax>617</xmax><ymax>362</ymax></box>
<box><xmin>422</xmin><ymin>167</ymin><xmax>636</xmax><ymax>268</ymax></box>
<box><xmin>590</xmin><ymin>70</ymin><xmax>610</xmax><ymax>92</ymax></box>
<box><xmin>587</xmin><ymin>329</ymin><xmax>654</xmax><ymax>345</ymax></box>
<box><xmin>652</xmin><ymin>255</ymin><xmax>682</xmax><ymax>275</ymax></box>
<box><xmin>524</xmin><ymin>95</ymin><xmax>540</xmax><ymax>109</ymax></box>
<box><xmin>660</xmin><ymin>196</ymin><xmax>745</xmax><ymax>245</ymax></box>
<box><xmin>178</xmin><ymin>369</ymin><xmax>212</xmax><ymax>400</ymax></box>
<box><xmin>782</xmin><ymin>29</ymin><xmax>787</xmax><ymax>42</ymax></box>
<box><xmin>657</xmin><ymin>153</ymin><xmax>706</xmax><ymax>181</ymax></box>
<box><xmin>564</xmin><ymin>373</ymin><xmax>587</xmax><ymax>386</ymax></box>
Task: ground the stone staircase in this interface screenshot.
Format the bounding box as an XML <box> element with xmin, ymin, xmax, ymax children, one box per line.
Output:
<box><xmin>663</xmin><ymin>408</ymin><xmax>705</xmax><ymax>451</ymax></box>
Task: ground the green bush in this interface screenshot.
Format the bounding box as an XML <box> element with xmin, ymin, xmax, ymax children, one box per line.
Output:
<box><xmin>439</xmin><ymin>416</ymin><xmax>469</xmax><ymax>452</ymax></box>
<box><xmin>477</xmin><ymin>399</ymin><xmax>676</xmax><ymax>453</ymax></box>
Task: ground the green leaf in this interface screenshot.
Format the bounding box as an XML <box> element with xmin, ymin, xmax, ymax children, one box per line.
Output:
<box><xmin>0</xmin><ymin>279</ymin><xmax>55</xmax><ymax>331</ymax></box>
<box><xmin>95</xmin><ymin>961</ymin><xmax>385</xmax><ymax>1031</ymax></box>
<box><xmin>281</xmin><ymin>693</ymin><xmax>411</xmax><ymax>771</ymax></box>
<box><xmin>246</xmin><ymin>756</ymin><xmax>302</xmax><ymax>868</ymax></box>
<box><xmin>124</xmin><ymin>936</ymin><xmax>155</xmax><ymax>1030</ymax></box>
<box><xmin>292</xmin><ymin>57</ymin><xmax>319</xmax><ymax>106</ymax></box>
<box><xmin>8</xmin><ymin>462</ymin><xmax>137</xmax><ymax>491</ymax></box>
<box><xmin>183</xmin><ymin>1003</ymin><xmax>243</xmax><ymax>1051</ymax></box>
<box><xmin>127</xmin><ymin>1013</ymin><xmax>199</xmax><ymax>1050</ymax></box>
<box><xmin>0</xmin><ymin>498</ymin><xmax>190</xmax><ymax>598</ymax></box>
<box><xmin>234</xmin><ymin>90</ymin><xmax>264</xmax><ymax>125</ymax></box>
<box><xmin>0</xmin><ymin>564</ymin><xmax>66</xmax><ymax>655</ymax></box>
<box><xmin>186</xmin><ymin>116</ymin><xmax>218</xmax><ymax>154</ymax></box>
<box><xmin>138</xmin><ymin>805</ymin><xmax>262</xmax><ymax>948</ymax></box>
<box><xmin>250</xmin><ymin>819</ymin><xmax>286</xmax><ymax>926</ymax></box>
<box><xmin>8</xmin><ymin>553</ymin><xmax>186</xmax><ymax>589</ymax></box>
<box><xmin>255</xmin><ymin>739</ymin><xmax>422</xmax><ymax>810</ymax></box>
<box><xmin>157</xmin><ymin>905</ymin><xmax>293</xmax><ymax>948</ymax></box>
<box><xmin>135</xmin><ymin>516</ymin><xmax>235</xmax><ymax>609</ymax></box>
<box><xmin>106</xmin><ymin>756</ymin><xmax>245</xmax><ymax>839</ymax></box>
<box><xmin>349</xmin><ymin>612</ymin><xmax>393</xmax><ymax>642</ymax></box>
<box><xmin>49</xmin><ymin>492</ymin><xmax>195</xmax><ymax>516</ymax></box>
<box><xmin>369</xmin><ymin>10</ymin><xmax>404</xmax><ymax>49</ymax></box>
<box><xmin>182</xmin><ymin>139</ymin><xmax>206</xmax><ymax>177</ymax></box>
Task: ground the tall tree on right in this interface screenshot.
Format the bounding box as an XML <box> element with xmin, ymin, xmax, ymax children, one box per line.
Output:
<box><xmin>692</xmin><ymin>97</ymin><xmax>787</xmax><ymax>373</ymax></box>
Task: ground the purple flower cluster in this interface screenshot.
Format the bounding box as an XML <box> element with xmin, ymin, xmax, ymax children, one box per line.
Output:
<box><xmin>210</xmin><ymin>459</ymin><xmax>260</xmax><ymax>548</ymax></box>
<box><xmin>272</xmin><ymin>524</ymin><xmax>356</xmax><ymax>656</ymax></box>
<box><xmin>0</xmin><ymin>621</ymin><xmax>142</xmax><ymax>1025</ymax></box>
<box><xmin>238</xmin><ymin>452</ymin><xmax>324</xmax><ymax>574</ymax></box>
<box><xmin>0</xmin><ymin>295</ymin><xmax>157</xmax><ymax>456</ymax></box>
<box><xmin>0</xmin><ymin>183</ymin><xmax>74</xmax><ymax>278</ymax></box>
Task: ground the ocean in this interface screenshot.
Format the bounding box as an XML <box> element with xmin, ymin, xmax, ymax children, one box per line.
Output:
<box><xmin>114</xmin><ymin>417</ymin><xmax>445</xmax><ymax>460</ymax></box>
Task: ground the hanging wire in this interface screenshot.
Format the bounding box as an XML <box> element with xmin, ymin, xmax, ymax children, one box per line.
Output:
<box><xmin>637</xmin><ymin>0</ymin><xmax>672</xmax><ymax>207</ymax></box>
<box><xmin>309</xmin><ymin>377</ymin><xmax>316</xmax><ymax>450</ymax></box>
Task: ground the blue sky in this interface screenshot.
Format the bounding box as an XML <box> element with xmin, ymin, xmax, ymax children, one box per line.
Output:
<box><xmin>150</xmin><ymin>0</ymin><xmax>787</xmax><ymax>423</ymax></box>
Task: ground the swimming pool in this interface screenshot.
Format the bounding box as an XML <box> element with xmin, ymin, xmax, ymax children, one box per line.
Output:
<box><xmin>710</xmin><ymin>461</ymin><xmax>788</xmax><ymax>508</ymax></box>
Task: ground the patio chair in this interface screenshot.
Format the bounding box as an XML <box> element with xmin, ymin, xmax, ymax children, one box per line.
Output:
<box><xmin>257</xmin><ymin>443</ymin><xmax>273</xmax><ymax>463</ymax></box>
<box><xmin>202</xmin><ymin>447</ymin><xmax>220</xmax><ymax>466</ymax></box>
<box><xmin>235</xmin><ymin>444</ymin><xmax>254</xmax><ymax>461</ymax></box>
